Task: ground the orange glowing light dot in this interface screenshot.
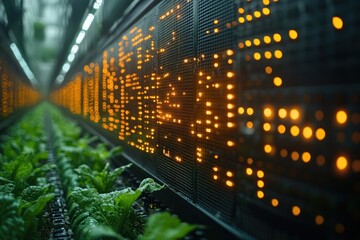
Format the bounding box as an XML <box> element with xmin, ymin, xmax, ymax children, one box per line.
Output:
<box><xmin>262</xmin><ymin>8</ymin><xmax>270</xmax><ymax>15</ymax></box>
<box><xmin>292</xmin><ymin>206</ymin><xmax>301</xmax><ymax>216</ymax></box>
<box><xmin>227</xmin><ymin>94</ymin><xmax>234</xmax><ymax>100</ymax></box>
<box><xmin>227</xmin><ymin>72</ymin><xmax>235</xmax><ymax>78</ymax></box>
<box><xmin>226</xmin><ymin>180</ymin><xmax>234</xmax><ymax>187</ymax></box>
<box><xmin>274</xmin><ymin>50</ymin><xmax>283</xmax><ymax>59</ymax></box>
<box><xmin>247</xmin><ymin>108</ymin><xmax>254</xmax><ymax>115</ymax></box>
<box><xmin>271</xmin><ymin>198</ymin><xmax>279</xmax><ymax>207</ymax></box>
<box><xmin>290</xmin><ymin>126</ymin><xmax>300</xmax><ymax>136</ymax></box>
<box><xmin>227</xmin><ymin>49</ymin><xmax>234</xmax><ymax>56</ymax></box>
<box><xmin>303</xmin><ymin>126</ymin><xmax>313</xmax><ymax>139</ymax></box>
<box><xmin>336</xmin><ymin>156</ymin><xmax>348</xmax><ymax>171</ymax></box>
<box><xmin>315</xmin><ymin>215</ymin><xmax>324</xmax><ymax>225</ymax></box>
<box><xmin>228</xmin><ymin>59</ymin><xmax>233</xmax><ymax>64</ymax></box>
<box><xmin>289</xmin><ymin>29</ymin><xmax>298</xmax><ymax>40</ymax></box>
<box><xmin>257</xmin><ymin>191</ymin><xmax>264</xmax><ymax>199</ymax></box>
<box><xmin>264</xmin><ymin>51</ymin><xmax>272</xmax><ymax>59</ymax></box>
<box><xmin>238</xmin><ymin>107</ymin><xmax>245</xmax><ymax>114</ymax></box>
<box><xmin>214</xmin><ymin>54</ymin><xmax>219</xmax><ymax>59</ymax></box>
<box><xmin>213</xmin><ymin>175</ymin><xmax>218</xmax><ymax>180</ymax></box>
<box><xmin>263</xmin><ymin>107</ymin><xmax>272</xmax><ymax>117</ymax></box>
<box><xmin>336</xmin><ymin>110</ymin><xmax>347</xmax><ymax>124</ymax></box>
<box><xmin>257</xmin><ymin>170</ymin><xmax>264</xmax><ymax>178</ymax></box>
<box><xmin>246</xmin><ymin>121</ymin><xmax>253</xmax><ymax>128</ymax></box>
<box><xmin>263</xmin><ymin>36</ymin><xmax>271</xmax><ymax>44</ymax></box>
<box><xmin>253</xmin><ymin>38</ymin><xmax>261</xmax><ymax>46</ymax></box>
<box><xmin>238</xmin><ymin>17</ymin><xmax>245</xmax><ymax>23</ymax></box>
<box><xmin>254</xmin><ymin>11</ymin><xmax>261</xmax><ymax>18</ymax></box>
<box><xmin>257</xmin><ymin>180</ymin><xmax>264</xmax><ymax>188</ymax></box>
<box><xmin>238</xmin><ymin>8</ymin><xmax>245</xmax><ymax>14</ymax></box>
<box><xmin>265</xmin><ymin>66</ymin><xmax>272</xmax><ymax>74</ymax></box>
<box><xmin>214</xmin><ymin>63</ymin><xmax>219</xmax><ymax>68</ymax></box>
<box><xmin>263</xmin><ymin>123</ymin><xmax>271</xmax><ymax>131</ymax></box>
<box><xmin>227</xmin><ymin>141</ymin><xmax>235</xmax><ymax>147</ymax></box>
<box><xmin>254</xmin><ymin>52</ymin><xmax>261</xmax><ymax>60</ymax></box>
<box><xmin>214</xmin><ymin>19</ymin><xmax>219</xmax><ymax>24</ymax></box>
<box><xmin>214</xmin><ymin>28</ymin><xmax>219</xmax><ymax>33</ymax></box>
<box><xmin>227</xmin><ymin>122</ymin><xmax>235</xmax><ymax>128</ymax></box>
<box><xmin>277</xmin><ymin>125</ymin><xmax>286</xmax><ymax>134</ymax></box>
<box><xmin>246</xmin><ymin>14</ymin><xmax>253</xmax><ymax>21</ymax></box>
<box><xmin>227</xmin><ymin>84</ymin><xmax>234</xmax><ymax>90</ymax></box>
<box><xmin>332</xmin><ymin>16</ymin><xmax>344</xmax><ymax>30</ymax></box>
<box><xmin>245</xmin><ymin>40</ymin><xmax>252</xmax><ymax>47</ymax></box>
<box><xmin>263</xmin><ymin>0</ymin><xmax>270</xmax><ymax>5</ymax></box>
<box><xmin>315</xmin><ymin>128</ymin><xmax>326</xmax><ymax>141</ymax></box>
<box><xmin>273</xmin><ymin>77</ymin><xmax>283</xmax><ymax>87</ymax></box>
<box><xmin>226</xmin><ymin>171</ymin><xmax>234</xmax><ymax>177</ymax></box>
<box><xmin>227</xmin><ymin>104</ymin><xmax>235</xmax><ymax>109</ymax></box>
<box><xmin>302</xmin><ymin>152</ymin><xmax>311</xmax><ymax>163</ymax></box>
<box><xmin>290</xmin><ymin>109</ymin><xmax>300</xmax><ymax>120</ymax></box>
<box><xmin>278</xmin><ymin>108</ymin><xmax>287</xmax><ymax>118</ymax></box>
<box><xmin>273</xmin><ymin>33</ymin><xmax>282</xmax><ymax>42</ymax></box>
<box><xmin>264</xmin><ymin>144</ymin><xmax>272</xmax><ymax>153</ymax></box>
<box><xmin>246</xmin><ymin>168</ymin><xmax>253</xmax><ymax>175</ymax></box>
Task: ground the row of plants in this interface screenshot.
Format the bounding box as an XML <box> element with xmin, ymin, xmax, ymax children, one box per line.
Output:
<box><xmin>0</xmin><ymin>106</ymin><xmax>55</xmax><ymax>239</ymax></box>
<box><xmin>50</xmin><ymin>106</ymin><xmax>199</xmax><ymax>239</ymax></box>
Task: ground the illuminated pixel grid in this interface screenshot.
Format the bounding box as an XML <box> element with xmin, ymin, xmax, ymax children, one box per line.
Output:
<box><xmin>52</xmin><ymin>0</ymin><xmax>360</xmax><ymax>238</ymax></box>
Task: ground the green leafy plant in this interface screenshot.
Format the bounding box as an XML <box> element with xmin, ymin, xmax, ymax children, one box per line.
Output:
<box><xmin>75</xmin><ymin>162</ymin><xmax>132</xmax><ymax>193</ymax></box>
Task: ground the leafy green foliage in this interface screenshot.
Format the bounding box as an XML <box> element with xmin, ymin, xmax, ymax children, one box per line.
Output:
<box><xmin>20</xmin><ymin>184</ymin><xmax>54</xmax><ymax>202</ymax></box>
<box><xmin>0</xmin><ymin>195</ymin><xmax>25</xmax><ymax>239</ymax></box>
<box><xmin>76</xmin><ymin>163</ymin><xmax>132</xmax><ymax>193</ymax></box>
<box><xmin>140</xmin><ymin>212</ymin><xmax>198</xmax><ymax>240</ymax></box>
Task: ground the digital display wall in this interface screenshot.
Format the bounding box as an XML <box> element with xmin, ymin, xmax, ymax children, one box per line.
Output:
<box><xmin>52</xmin><ymin>0</ymin><xmax>360</xmax><ymax>238</ymax></box>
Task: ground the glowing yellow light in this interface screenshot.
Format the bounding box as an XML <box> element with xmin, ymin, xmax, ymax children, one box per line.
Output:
<box><xmin>226</xmin><ymin>180</ymin><xmax>234</xmax><ymax>187</ymax></box>
<box><xmin>253</xmin><ymin>38</ymin><xmax>261</xmax><ymax>46</ymax></box>
<box><xmin>227</xmin><ymin>122</ymin><xmax>235</xmax><ymax>128</ymax></box>
<box><xmin>264</xmin><ymin>144</ymin><xmax>272</xmax><ymax>153</ymax></box>
<box><xmin>227</xmin><ymin>112</ymin><xmax>235</xmax><ymax>118</ymax></box>
<box><xmin>263</xmin><ymin>108</ymin><xmax>272</xmax><ymax>117</ymax></box>
<box><xmin>214</xmin><ymin>19</ymin><xmax>219</xmax><ymax>24</ymax></box>
<box><xmin>228</xmin><ymin>59</ymin><xmax>233</xmax><ymax>64</ymax></box>
<box><xmin>214</xmin><ymin>28</ymin><xmax>219</xmax><ymax>33</ymax></box>
<box><xmin>227</xmin><ymin>72</ymin><xmax>235</xmax><ymax>78</ymax></box>
<box><xmin>290</xmin><ymin>109</ymin><xmax>300</xmax><ymax>120</ymax></box>
<box><xmin>315</xmin><ymin>128</ymin><xmax>326</xmax><ymax>141</ymax></box>
<box><xmin>239</xmin><ymin>42</ymin><xmax>245</xmax><ymax>49</ymax></box>
<box><xmin>336</xmin><ymin>156</ymin><xmax>348</xmax><ymax>170</ymax></box>
<box><xmin>315</xmin><ymin>215</ymin><xmax>324</xmax><ymax>225</ymax></box>
<box><xmin>292</xmin><ymin>206</ymin><xmax>301</xmax><ymax>216</ymax></box>
<box><xmin>332</xmin><ymin>16</ymin><xmax>344</xmax><ymax>30</ymax></box>
<box><xmin>263</xmin><ymin>0</ymin><xmax>270</xmax><ymax>5</ymax></box>
<box><xmin>238</xmin><ymin>17</ymin><xmax>245</xmax><ymax>23</ymax></box>
<box><xmin>257</xmin><ymin>191</ymin><xmax>264</xmax><ymax>199</ymax></box>
<box><xmin>289</xmin><ymin>29</ymin><xmax>298</xmax><ymax>40</ymax></box>
<box><xmin>265</xmin><ymin>66</ymin><xmax>272</xmax><ymax>74</ymax></box>
<box><xmin>238</xmin><ymin>107</ymin><xmax>245</xmax><ymax>114</ymax></box>
<box><xmin>263</xmin><ymin>36</ymin><xmax>271</xmax><ymax>44</ymax></box>
<box><xmin>254</xmin><ymin>52</ymin><xmax>261</xmax><ymax>60</ymax></box>
<box><xmin>273</xmin><ymin>77</ymin><xmax>282</xmax><ymax>87</ymax></box>
<box><xmin>290</xmin><ymin>126</ymin><xmax>300</xmax><ymax>136</ymax></box>
<box><xmin>336</xmin><ymin>110</ymin><xmax>347</xmax><ymax>124</ymax></box>
<box><xmin>246</xmin><ymin>14</ymin><xmax>253</xmax><ymax>21</ymax></box>
<box><xmin>247</xmin><ymin>108</ymin><xmax>254</xmax><ymax>115</ymax></box>
<box><xmin>214</xmin><ymin>54</ymin><xmax>219</xmax><ymax>59</ymax></box>
<box><xmin>227</xmin><ymin>141</ymin><xmax>235</xmax><ymax>147</ymax></box>
<box><xmin>303</xmin><ymin>126</ymin><xmax>313</xmax><ymax>139</ymax></box>
<box><xmin>264</xmin><ymin>51</ymin><xmax>272</xmax><ymax>59</ymax></box>
<box><xmin>246</xmin><ymin>121</ymin><xmax>253</xmax><ymax>128</ymax></box>
<box><xmin>263</xmin><ymin>123</ymin><xmax>271</xmax><ymax>131</ymax></box>
<box><xmin>226</xmin><ymin>171</ymin><xmax>234</xmax><ymax>177</ymax></box>
<box><xmin>227</xmin><ymin>104</ymin><xmax>235</xmax><ymax>109</ymax></box>
<box><xmin>257</xmin><ymin>180</ymin><xmax>264</xmax><ymax>188</ymax></box>
<box><xmin>262</xmin><ymin>8</ymin><xmax>270</xmax><ymax>15</ymax></box>
<box><xmin>291</xmin><ymin>151</ymin><xmax>300</xmax><ymax>161</ymax></box>
<box><xmin>213</xmin><ymin>175</ymin><xmax>218</xmax><ymax>180</ymax></box>
<box><xmin>257</xmin><ymin>170</ymin><xmax>264</xmax><ymax>178</ymax></box>
<box><xmin>227</xmin><ymin>49</ymin><xmax>234</xmax><ymax>56</ymax></box>
<box><xmin>214</xmin><ymin>63</ymin><xmax>219</xmax><ymax>68</ymax></box>
<box><xmin>246</xmin><ymin>168</ymin><xmax>253</xmax><ymax>175</ymax></box>
<box><xmin>271</xmin><ymin>198</ymin><xmax>279</xmax><ymax>207</ymax></box>
<box><xmin>227</xmin><ymin>84</ymin><xmax>234</xmax><ymax>90</ymax></box>
<box><xmin>238</xmin><ymin>8</ymin><xmax>245</xmax><ymax>14</ymax></box>
<box><xmin>273</xmin><ymin>33</ymin><xmax>282</xmax><ymax>42</ymax></box>
<box><xmin>245</xmin><ymin>40</ymin><xmax>252</xmax><ymax>47</ymax></box>
<box><xmin>274</xmin><ymin>50</ymin><xmax>283</xmax><ymax>59</ymax></box>
<box><xmin>278</xmin><ymin>108</ymin><xmax>287</xmax><ymax>118</ymax></box>
<box><xmin>254</xmin><ymin>11</ymin><xmax>261</xmax><ymax>18</ymax></box>
<box><xmin>277</xmin><ymin>125</ymin><xmax>286</xmax><ymax>134</ymax></box>
<box><xmin>302</xmin><ymin>152</ymin><xmax>311</xmax><ymax>163</ymax></box>
<box><xmin>227</xmin><ymin>94</ymin><xmax>234</xmax><ymax>100</ymax></box>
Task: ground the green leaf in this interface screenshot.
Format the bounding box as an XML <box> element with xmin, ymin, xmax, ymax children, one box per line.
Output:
<box><xmin>20</xmin><ymin>184</ymin><xmax>54</xmax><ymax>202</ymax></box>
<box><xmin>0</xmin><ymin>195</ymin><xmax>25</xmax><ymax>239</ymax></box>
<box><xmin>138</xmin><ymin>178</ymin><xmax>164</xmax><ymax>193</ymax></box>
<box><xmin>0</xmin><ymin>183</ymin><xmax>15</xmax><ymax>195</ymax></box>
<box><xmin>140</xmin><ymin>212</ymin><xmax>198</xmax><ymax>240</ymax></box>
<box><xmin>87</xmin><ymin>225</ymin><xmax>126</xmax><ymax>240</ymax></box>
